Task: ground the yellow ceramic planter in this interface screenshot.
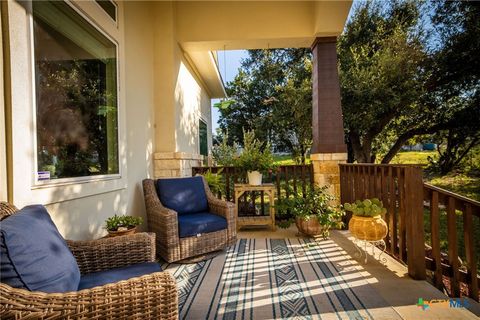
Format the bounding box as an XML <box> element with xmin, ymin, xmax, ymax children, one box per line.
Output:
<box><xmin>348</xmin><ymin>215</ymin><xmax>388</xmax><ymax>241</ymax></box>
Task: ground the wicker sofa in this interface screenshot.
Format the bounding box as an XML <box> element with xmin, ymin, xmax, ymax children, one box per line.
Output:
<box><xmin>0</xmin><ymin>202</ymin><xmax>178</xmax><ymax>320</ymax></box>
<box><xmin>143</xmin><ymin>176</ymin><xmax>236</xmax><ymax>263</ymax></box>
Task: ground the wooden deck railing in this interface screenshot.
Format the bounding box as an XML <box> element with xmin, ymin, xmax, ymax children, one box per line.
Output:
<box><xmin>339</xmin><ymin>164</ymin><xmax>426</xmax><ymax>280</ymax></box>
<box><xmin>340</xmin><ymin>163</ymin><xmax>480</xmax><ymax>301</ymax></box>
<box><xmin>192</xmin><ymin>165</ymin><xmax>314</xmax><ymax>217</ymax></box>
<box><xmin>423</xmin><ymin>184</ymin><xmax>479</xmax><ymax>301</ymax></box>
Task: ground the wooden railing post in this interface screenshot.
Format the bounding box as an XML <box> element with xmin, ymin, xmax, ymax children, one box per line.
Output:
<box><xmin>405</xmin><ymin>167</ymin><xmax>426</xmax><ymax>280</ymax></box>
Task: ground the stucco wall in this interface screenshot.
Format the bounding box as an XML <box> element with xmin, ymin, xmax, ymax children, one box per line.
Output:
<box><xmin>4</xmin><ymin>0</ymin><xmax>213</xmax><ymax>240</ymax></box>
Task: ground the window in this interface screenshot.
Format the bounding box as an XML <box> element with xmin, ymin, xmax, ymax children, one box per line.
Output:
<box><xmin>96</xmin><ymin>0</ymin><xmax>117</xmax><ymax>22</ymax></box>
<box><xmin>33</xmin><ymin>1</ymin><xmax>119</xmax><ymax>181</ymax></box>
<box><xmin>199</xmin><ymin>119</ymin><xmax>208</xmax><ymax>157</ymax></box>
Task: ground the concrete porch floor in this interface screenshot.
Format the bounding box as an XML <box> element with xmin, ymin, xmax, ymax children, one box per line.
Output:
<box><xmin>238</xmin><ymin>226</ymin><xmax>480</xmax><ymax>320</ymax></box>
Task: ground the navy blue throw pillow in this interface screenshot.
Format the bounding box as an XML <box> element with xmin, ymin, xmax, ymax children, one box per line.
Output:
<box><xmin>156</xmin><ymin>176</ymin><xmax>208</xmax><ymax>215</ymax></box>
<box><xmin>0</xmin><ymin>205</ymin><xmax>80</xmax><ymax>293</ymax></box>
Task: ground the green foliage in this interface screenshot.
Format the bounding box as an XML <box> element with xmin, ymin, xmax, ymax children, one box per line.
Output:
<box><xmin>201</xmin><ymin>169</ymin><xmax>225</xmax><ymax>196</ymax></box>
<box><xmin>343</xmin><ymin>198</ymin><xmax>387</xmax><ymax>217</ymax></box>
<box><xmin>218</xmin><ymin>49</ymin><xmax>312</xmax><ymax>164</ymax></box>
<box><xmin>211</xmin><ymin>132</ymin><xmax>238</xmax><ymax>166</ymax></box>
<box><xmin>236</xmin><ymin>130</ymin><xmax>275</xmax><ymax>174</ymax></box>
<box><xmin>275</xmin><ymin>186</ymin><xmax>345</xmax><ymax>238</ymax></box>
<box><xmin>339</xmin><ymin>1</ymin><xmax>480</xmax><ymax>166</ymax></box>
<box><xmin>105</xmin><ymin>214</ymin><xmax>143</xmax><ymax>231</ymax></box>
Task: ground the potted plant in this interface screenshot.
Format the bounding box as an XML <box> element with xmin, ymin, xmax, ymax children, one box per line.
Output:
<box><xmin>236</xmin><ymin>130</ymin><xmax>274</xmax><ymax>185</ymax></box>
<box><xmin>105</xmin><ymin>214</ymin><xmax>143</xmax><ymax>237</ymax></box>
<box><xmin>343</xmin><ymin>198</ymin><xmax>388</xmax><ymax>241</ymax></box>
<box><xmin>276</xmin><ymin>186</ymin><xmax>345</xmax><ymax>239</ymax></box>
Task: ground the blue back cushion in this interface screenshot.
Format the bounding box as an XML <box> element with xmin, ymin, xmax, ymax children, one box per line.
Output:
<box><xmin>156</xmin><ymin>176</ymin><xmax>208</xmax><ymax>215</ymax></box>
<box><xmin>0</xmin><ymin>205</ymin><xmax>80</xmax><ymax>293</ymax></box>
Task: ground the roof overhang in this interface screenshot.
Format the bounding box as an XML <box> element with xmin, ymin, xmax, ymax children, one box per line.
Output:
<box><xmin>174</xmin><ymin>1</ymin><xmax>352</xmax><ymax>98</ymax></box>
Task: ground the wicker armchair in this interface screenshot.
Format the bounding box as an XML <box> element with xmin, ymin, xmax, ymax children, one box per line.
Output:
<box><xmin>143</xmin><ymin>176</ymin><xmax>236</xmax><ymax>263</ymax></box>
<box><xmin>0</xmin><ymin>202</ymin><xmax>178</xmax><ymax>320</ymax></box>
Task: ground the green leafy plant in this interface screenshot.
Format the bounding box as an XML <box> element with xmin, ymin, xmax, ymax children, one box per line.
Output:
<box><xmin>343</xmin><ymin>198</ymin><xmax>387</xmax><ymax>217</ymax></box>
<box><xmin>201</xmin><ymin>169</ymin><xmax>225</xmax><ymax>196</ymax></box>
<box><xmin>212</xmin><ymin>132</ymin><xmax>238</xmax><ymax>166</ymax></box>
<box><xmin>105</xmin><ymin>214</ymin><xmax>143</xmax><ymax>231</ymax></box>
<box><xmin>275</xmin><ymin>185</ymin><xmax>345</xmax><ymax>238</ymax></box>
<box><xmin>236</xmin><ymin>129</ymin><xmax>275</xmax><ymax>174</ymax></box>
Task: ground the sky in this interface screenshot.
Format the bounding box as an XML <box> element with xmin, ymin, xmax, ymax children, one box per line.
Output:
<box><xmin>211</xmin><ymin>50</ymin><xmax>249</xmax><ymax>134</ymax></box>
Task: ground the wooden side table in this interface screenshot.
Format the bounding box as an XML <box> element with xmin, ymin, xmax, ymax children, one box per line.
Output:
<box><xmin>234</xmin><ymin>183</ymin><xmax>276</xmax><ymax>231</ymax></box>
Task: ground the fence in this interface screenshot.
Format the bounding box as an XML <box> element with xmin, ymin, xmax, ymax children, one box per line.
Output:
<box><xmin>192</xmin><ymin>165</ymin><xmax>314</xmax><ymax>217</ymax></box>
<box><xmin>340</xmin><ymin>163</ymin><xmax>479</xmax><ymax>301</ymax></box>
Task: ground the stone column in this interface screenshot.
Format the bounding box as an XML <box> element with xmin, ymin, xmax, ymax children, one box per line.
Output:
<box><xmin>154</xmin><ymin>152</ymin><xmax>203</xmax><ymax>178</ymax></box>
<box><xmin>311</xmin><ymin>37</ymin><xmax>347</xmax><ymax>199</ymax></box>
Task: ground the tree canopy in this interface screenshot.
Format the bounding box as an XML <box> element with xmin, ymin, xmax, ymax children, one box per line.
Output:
<box><xmin>216</xmin><ymin>0</ymin><xmax>480</xmax><ymax>170</ymax></box>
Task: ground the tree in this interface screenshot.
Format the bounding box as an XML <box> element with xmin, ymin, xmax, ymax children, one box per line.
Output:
<box><xmin>339</xmin><ymin>1</ymin><xmax>480</xmax><ymax>165</ymax></box>
<box><xmin>338</xmin><ymin>1</ymin><xmax>430</xmax><ymax>163</ymax></box>
<box><xmin>425</xmin><ymin>1</ymin><xmax>480</xmax><ymax>173</ymax></box>
<box><xmin>217</xmin><ymin>49</ymin><xmax>312</xmax><ymax>164</ymax></box>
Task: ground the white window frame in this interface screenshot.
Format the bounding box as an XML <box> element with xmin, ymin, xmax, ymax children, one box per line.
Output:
<box><xmin>7</xmin><ymin>0</ymin><xmax>127</xmax><ymax>206</ymax></box>
<box><xmin>31</xmin><ymin>0</ymin><xmax>122</xmax><ymax>188</ymax></box>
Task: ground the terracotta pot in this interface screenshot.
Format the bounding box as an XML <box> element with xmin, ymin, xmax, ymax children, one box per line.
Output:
<box><xmin>348</xmin><ymin>215</ymin><xmax>388</xmax><ymax>241</ymax></box>
<box><xmin>295</xmin><ymin>217</ymin><xmax>325</xmax><ymax>237</ymax></box>
<box><xmin>247</xmin><ymin>171</ymin><xmax>262</xmax><ymax>185</ymax></box>
<box><xmin>107</xmin><ymin>226</ymin><xmax>137</xmax><ymax>237</ymax></box>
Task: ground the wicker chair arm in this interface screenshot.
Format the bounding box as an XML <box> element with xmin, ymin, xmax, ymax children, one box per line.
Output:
<box><xmin>0</xmin><ymin>272</ymin><xmax>178</xmax><ymax>320</ymax></box>
<box><xmin>67</xmin><ymin>232</ymin><xmax>156</xmax><ymax>275</ymax></box>
<box><xmin>201</xmin><ymin>177</ymin><xmax>237</xmax><ymax>245</ymax></box>
<box><xmin>142</xmin><ymin>179</ymin><xmax>180</xmax><ymax>259</ymax></box>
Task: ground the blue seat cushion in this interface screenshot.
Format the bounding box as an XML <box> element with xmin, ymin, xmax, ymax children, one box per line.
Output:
<box><xmin>78</xmin><ymin>262</ymin><xmax>161</xmax><ymax>290</ymax></box>
<box><xmin>156</xmin><ymin>176</ymin><xmax>208</xmax><ymax>215</ymax></box>
<box><xmin>0</xmin><ymin>205</ymin><xmax>80</xmax><ymax>293</ymax></box>
<box><xmin>178</xmin><ymin>212</ymin><xmax>227</xmax><ymax>238</ymax></box>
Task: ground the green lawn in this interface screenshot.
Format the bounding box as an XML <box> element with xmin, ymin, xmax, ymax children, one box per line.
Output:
<box><xmin>389</xmin><ymin>150</ymin><xmax>436</xmax><ymax>165</ymax></box>
<box><xmin>273</xmin><ymin>154</ymin><xmax>311</xmax><ymax>165</ymax></box>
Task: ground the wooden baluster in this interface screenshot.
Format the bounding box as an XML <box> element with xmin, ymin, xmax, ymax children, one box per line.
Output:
<box><xmin>225</xmin><ymin>167</ymin><xmax>231</xmax><ymax>201</ymax></box>
<box><xmin>261</xmin><ymin>190</ymin><xmax>265</xmax><ymax>216</ymax></box>
<box><xmin>380</xmin><ymin>167</ymin><xmax>390</xmax><ymax>252</ymax></box>
<box><xmin>369</xmin><ymin>166</ymin><xmax>375</xmax><ymax>198</ymax></box>
<box><xmin>463</xmin><ymin>204</ymin><xmax>479</xmax><ymax>301</ymax></box>
<box><xmin>285</xmin><ymin>166</ymin><xmax>290</xmax><ymax>199</ymax></box>
<box><xmin>447</xmin><ymin>196</ymin><xmax>460</xmax><ymax>296</ymax></box>
<box><xmin>292</xmin><ymin>166</ymin><xmax>298</xmax><ymax>196</ymax></box>
<box><xmin>388</xmin><ymin>166</ymin><xmax>397</xmax><ymax>256</ymax></box>
<box><xmin>430</xmin><ymin>191</ymin><xmax>443</xmax><ymax>290</ymax></box>
<box><xmin>301</xmin><ymin>165</ymin><xmax>307</xmax><ymax>198</ymax></box>
<box><xmin>398</xmin><ymin>167</ymin><xmax>407</xmax><ymax>262</ymax></box>
<box><xmin>276</xmin><ymin>167</ymin><xmax>281</xmax><ymax>201</ymax></box>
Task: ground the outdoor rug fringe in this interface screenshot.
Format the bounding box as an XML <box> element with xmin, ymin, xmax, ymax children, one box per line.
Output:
<box><xmin>162</xmin><ymin>238</ymin><xmax>403</xmax><ymax>320</ymax></box>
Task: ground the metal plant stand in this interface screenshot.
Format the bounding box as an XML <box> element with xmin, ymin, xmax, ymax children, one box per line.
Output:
<box><xmin>352</xmin><ymin>237</ymin><xmax>387</xmax><ymax>264</ymax></box>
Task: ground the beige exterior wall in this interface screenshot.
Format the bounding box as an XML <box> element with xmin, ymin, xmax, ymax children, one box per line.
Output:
<box><xmin>3</xmin><ymin>0</ymin><xmax>351</xmax><ymax>239</ymax></box>
<box><xmin>3</xmin><ymin>0</ymin><xmax>213</xmax><ymax>239</ymax></box>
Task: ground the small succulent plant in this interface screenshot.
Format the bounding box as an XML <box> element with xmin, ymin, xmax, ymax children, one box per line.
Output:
<box><xmin>105</xmin><ymin>215</ymin><xmax>143</xmax><ymax>231</ymax></box>
<box><xmin>343</xmin><ymin>198</ymin><xmax>387</xmax><ymax>217</ymax></box>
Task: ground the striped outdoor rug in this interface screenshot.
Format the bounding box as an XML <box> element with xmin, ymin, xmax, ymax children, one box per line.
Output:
<box><xmin>163</xmin><ymin>238</ymin><xmax>402</xmax><ymax>320</ymax></box>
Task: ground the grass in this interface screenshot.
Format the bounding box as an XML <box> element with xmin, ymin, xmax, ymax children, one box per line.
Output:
<box><xmin>273</xmin><ymin>154</ymin><xmax>311</xmax><ymax>165</ymax></box>
<box><xmin>389</xmin><ymin>150</ymin><xmax>436</xmax><ymax>165</ymax></box>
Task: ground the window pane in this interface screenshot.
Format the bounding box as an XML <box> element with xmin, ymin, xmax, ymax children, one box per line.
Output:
<box><xmin>96</xmin><ymin>0</ymin><xmax>117</xmax><ymax>21</ymax></box>
<box><xmin>199</xmin><ymin>120</ymin><xmax>208</xmax><ymax>157</ymax></box>
<box><xmin>33</xmin><ymin>1</ymin><xmax>119</xmax><ymax>180</ymax></box>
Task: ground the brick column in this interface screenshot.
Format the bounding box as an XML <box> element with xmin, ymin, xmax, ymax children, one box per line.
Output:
<box><xmin>311</xmin><ymin>37</ymin><xmax>347</xmax><ymax>199</ymax></box>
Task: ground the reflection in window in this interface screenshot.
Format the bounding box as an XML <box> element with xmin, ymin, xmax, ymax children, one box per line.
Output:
<box><xmin>33</xmin><ymin>1</ymin><xmax>118</xmax><ymax>180</ymax></box>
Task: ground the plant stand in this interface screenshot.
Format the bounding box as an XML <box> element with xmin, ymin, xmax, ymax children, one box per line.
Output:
<box><xmin>352</xmin><ymin>236</ymin><xmax>387</xmax><ymax>264</ymax></box>
<box><xmin>234</xmin><ymin>183</ymin><xmax>276</xmax><ymax>231</ymax></box>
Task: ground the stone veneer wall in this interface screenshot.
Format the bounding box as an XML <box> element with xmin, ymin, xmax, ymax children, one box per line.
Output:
<box><xmin>311</xmin><ymin>153</ymin><xmax>347</xmax><ymax>200</ymax></box>
<box><xmin>154</xmin><ymin>152</ymin><xmax>204</xmax><ymax>178</ymax></box>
